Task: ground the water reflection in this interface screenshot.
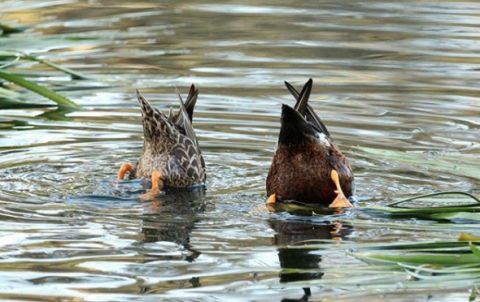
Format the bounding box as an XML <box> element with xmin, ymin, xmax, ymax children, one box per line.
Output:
<box><xmin>141</xmin><ymin>187</ymin><xmax>206</xmax><ymax>263</ymax></box>
<box><xmin>1</xmin><ymin>0</ymin><xmax>480</xmax><ymax>300</ymax></box>
<box><xmin>132</xmin><ymin>188</ymin><xmax>206</xmax><ymax>292</ymax></box>
<box><xmin>270</xmin><ymin>218</ymin><xmax>352</xmax><ymax>301</ymax></box>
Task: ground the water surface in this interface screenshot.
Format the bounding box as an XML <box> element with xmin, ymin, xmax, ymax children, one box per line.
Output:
<box><xmin>1</xmin><ymin>1</ymin><xmax>479</xmax><ymax>301</ymax></box>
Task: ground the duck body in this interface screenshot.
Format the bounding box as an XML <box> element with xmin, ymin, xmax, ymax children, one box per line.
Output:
<box><xmin>133</xmin><ymin>132</ymin><xmax>205</xmax><ymax>188</ymax></box>
<box><xmin>266</xmin><ymin>79</ymin><xmax>354</xmax><ymax>206</ymax></box>
<box><xmin>118</xmin><ymin>85</ymin><xmax>205</xmax><ymax>197</ymax></box>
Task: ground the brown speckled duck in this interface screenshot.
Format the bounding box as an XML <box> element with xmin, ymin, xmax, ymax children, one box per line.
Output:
<box><xmin>266</xmin><ymin>79</ymin><xmax>354</xmax><ymax>208</ymax></box>
<box><xmin>117</xmin><ymin>85</ymin><xmax>206</xmax><ymax>200</ymax></box>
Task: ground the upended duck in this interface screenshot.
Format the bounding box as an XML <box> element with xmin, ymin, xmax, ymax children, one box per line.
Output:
<box><xmin>266</xmin><ymin>79</ymin><xmax>354</xmax><ymax>208</ymax></box>
<box><xmin>117</xmin><ymin>85</ymin><xmax>206</xmax><ymax>200</ymax></box>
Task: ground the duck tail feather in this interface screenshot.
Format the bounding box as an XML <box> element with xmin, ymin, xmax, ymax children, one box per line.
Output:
<box><xmin>176</xmin><ymin>87</ymin><xmax>200</xmax><ymax>146</ymax></box>
<box><xmin>284</xmin><ymin>79</ymin><xmax>331</xmax><ymax>137</ymax></box>
<box><xmin>284</xmin><ymin>79</ymin><xmax>312</xmax><ymax>115</ymax></box>
<box><xmin>284</xmin><ymin>80</ymin><xmax>300</xmax><ymax>100</ymax></box>
<box><xmin>136</xmin><ymin>89</ymin><xmax>155</xmax><ymax>118</ymax></box>
<box><xmin>295</xmin><ymin>78</ymin><xmax>312</xmax><ymax>115</ymax></box>
<box><xmin>136</xmin><ymin>89</ymin><xmax>173</xmax><ymax>143</ymax></box>
<box><xmin>279</xmin><ymin>104</ymin><xmax>315</xmax><ymax>145</ymax></box>
<box><xmin>306</xmin><ymin>106</ymin><xmax>331</xmax><ymax>137</ymax></box>
<box><xmin>184</xmin><ymin>84</ymin><xmax>198</xmax><ymax>122</ymax></box>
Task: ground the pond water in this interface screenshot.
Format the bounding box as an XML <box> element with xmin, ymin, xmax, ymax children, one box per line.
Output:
<box><xmin>1</xmin><ymin>0</ymin><xmax>479</xmax><ymax>301</ymax></box>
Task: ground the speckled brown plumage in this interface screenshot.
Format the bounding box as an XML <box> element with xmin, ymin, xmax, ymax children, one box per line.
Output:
<box><xmin>131</xmin><ymin>85</ymin><xmax>206</xmax><ymax>188</ymax></box>
<box><xmin>266</xmin><ymin>79</ymin><xmax>354</xmax><ymax>205</ymax></box>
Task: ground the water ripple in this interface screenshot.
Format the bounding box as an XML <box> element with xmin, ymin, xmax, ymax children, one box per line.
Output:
<box><xmin>0</xmin><ymin>0</ymin><xmax>479</xmax><ymax>301</ymax></box>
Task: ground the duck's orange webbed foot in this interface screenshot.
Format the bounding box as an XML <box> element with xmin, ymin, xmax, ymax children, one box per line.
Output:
<box><xmin>139</xmin><ymin>170</ymin><xmax>164</xmax><ymax>201</ymax></box>
<box><xmin>265</xmin><ymin>193</ymin><xmax>277</xmax><ymax>212</ymax></box>
<box><xmin>266</xmin><ymin>193</ymin><xmax>277</xmax><ymax>205</ymax></box>
<box><xmin>328</xmin><ymin>170</ymin><xmax>353</xmax><ymax>208</ymax></box>
<box><xmin>117</xmin><ymin>163</ymin><xmax>134</xmax><ymax>180</ymax></box>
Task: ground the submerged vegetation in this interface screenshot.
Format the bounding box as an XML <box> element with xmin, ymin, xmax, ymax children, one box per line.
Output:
<box><xmin>0</xmin><ymin>23</ymin><xmax>82</xmax><ymax>109</ymax></box>
<box><xmin>353</xmin><ymin>193</ymin><xmax>480</xmax><ymax>274</ymax></box>
<box><xmin>0</xmin><ymin>23</ymin><xmax>23</xmax><ymax>35</ymax></box>
<box><xmin>349</xmin><ymin>236</ymin><xmax>480</xmax><ymax>300</ymax></box>
<box><xmin>274</xmin><ymin>192</ymin><xmax>480</xmax><ymax>297</ymax></box>
<box><xmin>354</xmin><ymin>193</ymin><xmax>479</xmax><ymax>297</ymax></box>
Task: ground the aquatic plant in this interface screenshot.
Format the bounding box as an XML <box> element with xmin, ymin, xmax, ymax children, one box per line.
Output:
<box><xmin>0</xmin><ymin>23</ymin><xmax>23</xmax><ymax>35</ymax></box>
<box><xmin>346</xmin><ymin>191</ymin><xmax>480</xmax><ymax>295</ymax></box>
<box><xmin>0</xmin><ymin>26</ymin><xmax>83</xmax><ymax>109</ymax></box>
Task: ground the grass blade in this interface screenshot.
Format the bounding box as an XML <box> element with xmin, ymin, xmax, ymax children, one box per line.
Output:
<box><xmin>0</xmin><ymin>70</ymin><xmax>80</xmax><ymax>109</ymax></box>
<box><xmin>0</xmin><ymin>99</ymin><xmax>55</xmax><ymax>109</ymax></box>
<box><xmin>21</xmin><ymin>54</ymin><xmax>88</xmax><ymax>80</ymax></box>
<box><xmin>389</xmin><ymin>191</ymin><xmax>480</xmax><ymax>207</ymax></box>
<box><xmin>0</xmin><ymin>51</ymin><xmax>88</xmax><ymax>79</ymax></box>
<box><xmin>364</xmin><ymin>205</ymin><xmax>480</xmax><ymax>217</ymax></box>
<box><xmin>0</xmin><ymin>23</ymin><xmax>24</xmax><ymax>35</ymax></box>
<box><xmin>0</xmin><ymin>55</ymin><xmax>20</xmax><ymax>69</ymax></box>
<box><xmin>353</xmin><ymin>251</ymin><xmax>479</xmax><ymax>266</ymax></box>
<box><xmin>470</xmin><ymin>243</ymin><xmax>480</xmax><ymax>259</ymax></box>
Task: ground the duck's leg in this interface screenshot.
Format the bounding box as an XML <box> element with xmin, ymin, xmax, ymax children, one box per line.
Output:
<box><xmin>139</xmin><ymin>170</ymin><xmax>164</xmax><ymax>201</ymax></box>
<box><xmin>117</xmin><ymin>163</ymin><xmax>134</xmax><ymax>180</ymax></box>
<box><xmin>265</xmin><ymin>193</ymin><xmax>277</xmax><ymax>211</ymax></box>
<box><xmin>328</xmin><ymin>170</ymin><xmax>353</xmax><ymax>208</ymax></box>
<box><xmin>266</xmin><ymin>193</ymin><xmax>277</xmax><ymax>205</ymax></box>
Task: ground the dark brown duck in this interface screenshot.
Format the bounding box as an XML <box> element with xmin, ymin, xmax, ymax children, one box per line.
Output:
<box><xmin>117</xmin><ymin>85</ymin><xmax>206</xmax><ymax>200</ymax></box>
<box><xmin>266</xmin><ymin>79</ymin><xmax>354</xmax><ymax>208</ymax></box>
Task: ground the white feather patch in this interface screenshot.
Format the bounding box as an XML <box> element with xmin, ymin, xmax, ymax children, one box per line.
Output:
<box><xmin>316</xmin><ymin>133</ymin><xmax>331</xmax><ymax>147</ymax></box>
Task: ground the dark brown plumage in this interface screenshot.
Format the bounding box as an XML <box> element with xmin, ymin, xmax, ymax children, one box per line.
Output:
<box><xmin>266</xmin><ymin>79</ymin><xmax>354</xmax><ymax>205</ymax></box>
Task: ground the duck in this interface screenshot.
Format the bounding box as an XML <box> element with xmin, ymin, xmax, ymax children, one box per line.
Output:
<box><xmin>266</xmin><ymin>79</ymin><xmax>354</xmax><ymax>208</ymax></box>
<box><xmin>117</xmin><ymin>85</ymin><xmax>206</xmax><ymax>200</ymax></box>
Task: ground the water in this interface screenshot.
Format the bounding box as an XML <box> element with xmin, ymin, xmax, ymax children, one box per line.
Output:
<box><xmin>1</xmin><ymin>0</ymin><xmax>479</xmax><ymax>301</ymax></box>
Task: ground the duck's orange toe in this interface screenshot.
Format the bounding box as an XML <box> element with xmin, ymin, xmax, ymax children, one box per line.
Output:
<box><xmin>329</xmin><ymin>191</ymin><xmax>353</xmax><ymax>208</ymax></box>
<box><xmin>117</xmin><ymin>162</ymin><xmax>134</xmax><ymax>180</ymax></box>
<box><xmin>329</xmin><ymin>169</ymin><xmax>353</xmax><ymax>208</ymax></box>
<box><xmin>139</xmin><ymin>170</ymin><xmax>164</xmax><ymax>202</ymax></box>
<box><xmin>266</xmin><ymin>193</ymin><xmax>277</xmax><ymax>205</ymax></box>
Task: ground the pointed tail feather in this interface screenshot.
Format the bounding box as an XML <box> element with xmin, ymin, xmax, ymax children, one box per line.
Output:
<box><xmin>136</xmin><ymin>89</ymin><xmax>155</xmax><ymax>118</ymax></box>
<box><xmin>172</xmin><ymin>84</ymin><xmax>198</xmax><ymax>123</ymax></box>
<box><xmin>295</xmin><ymin>78</ymin><xmax>312</xmax><ymax>115</ymax></box>
<box><xmin>167</xmin><ymin>107</ymin><xmax>174</xmax><ymax>122</ymax></box>
<box><xmin>184</xmin><ymin>84</ymin><xmax>199</xmax><ymax>122</ymax></box>
<box><xmin>285</xmin><ymin>78</ymin><xmax>312</xmax><ymax>115</ymax></box>
<box><xmin>136</xmin><ymin>89</ymin><xmax>174</xmax><ymax>143</ymax></box>
<box><xmin>284</xmin><ymin>79</ymin><xmax>331</xmax><ymax>137</ymax></box>
<box><xmin>279</xmin><ymin>104</ymin><xmax>315</xmax><ymax>145</ymax></box>
<box><xmin>176</xmin><ymin>89</ymin><xmax>200</xmax><ymax>147</ymax></box>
